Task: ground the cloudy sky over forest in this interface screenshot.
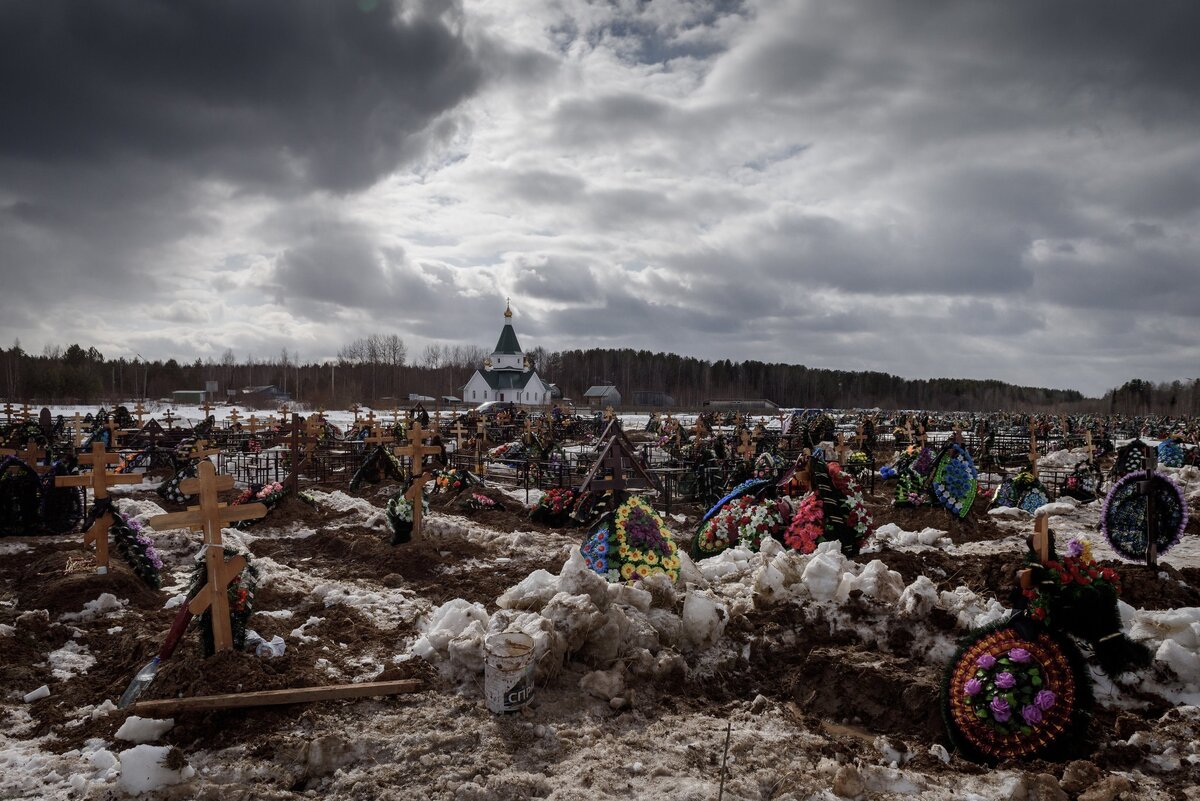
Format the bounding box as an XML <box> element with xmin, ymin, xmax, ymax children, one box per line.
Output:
<box><xmin>1</xmin><ymin>0</ymin><xmax>1197</xmax><ymax>396</ymax></box>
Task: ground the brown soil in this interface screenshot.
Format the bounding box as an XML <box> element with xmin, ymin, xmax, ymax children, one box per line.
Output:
<box><xmin>867</xmin><ymin>495</ymin><xmax>1012</xmax><ymax>545</ymax></box>
<box><xmin>18</xmin><ymin>549</ymin><xmax>166</xmax><ymax>615</ymax></box>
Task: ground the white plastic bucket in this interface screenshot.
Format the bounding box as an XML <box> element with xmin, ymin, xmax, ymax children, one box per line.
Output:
<box><xmin>484</xmin><ymin>632</ymin><xmax>535</xmax><ymax>713</ymax></box>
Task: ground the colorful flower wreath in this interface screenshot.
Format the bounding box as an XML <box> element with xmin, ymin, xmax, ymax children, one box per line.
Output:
<box><xmin>694</xmin><ymin>495</ymin><xmax>789</xmax><ymax>557</ymax></box>
<box><xmin>931</xmin><ymin>444</ymin><xmax>978</xmax><ymax>518</ymax></box>
<box><xmin>1157</xmin><ymin>438</ymin><xmax>1185</xmax><ymax>469</ymax></box>
<box><xmin>530</xmin><ymin>487</ymin><xmax>578</xmax><ymax>522</ymax></box>
<box><xmin>110</xmin><ymin>512</ymin><xmax>163</xmax><ymax>589</ymax></box>
<box><xmin>784</xmin><ymin>463</ymin><xmax>873</xmax><ymax>554</ymax></box>
<box><xmin>433</xmin><ymin>468</ymin><xmax>475</xmax><ymax>495</ymax></box>
<box><xmin>1101</xmin><ymin>470</ymin><xmax>1188</xmax><ymax>561</ymax></box>
<box><xmin>465</xmin><ymin>492</ymin><xmax>503</xmax><ymax>512</ymax></box>
<box><xmin>186</xmin><ymin>545</ymin><xmax>259</xmax><ymax>657</ymax></box>
<box><xmin>992</xmin><ymin>471</ymin><xmax>1050</xmax><ymax>514</ymax></box>
<box><xmin>1022</xmin><ymin>537</ymin><xmax>1121</xmax><ymax>624</ymax></box>
<box><xmin>581</xmin><ymin>495</ymin><xmax>680</xmax><ymax>583</ymax></box>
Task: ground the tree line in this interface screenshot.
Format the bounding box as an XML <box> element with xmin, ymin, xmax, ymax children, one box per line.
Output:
<box><xmin>3</xmin><ymin>338</ymin><xmax>1196</xmax><ymax>414</ymax></box>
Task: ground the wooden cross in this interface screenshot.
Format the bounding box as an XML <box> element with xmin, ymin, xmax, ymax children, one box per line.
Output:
<box><xmin>189</xmin><ymin>439</ymin><xmax>221</xmax><ymax>461</ymax></box>
<box><xmin>393</xmin><ymin>423</ymin><xmax>442</xmax><ymax>477</ymax></box>
<box><xmin>70</xmin><ymin>412</ymin><xmax>87</xmax><ymax>447</ymax></box>
<box><xmin>1020</xmin><ymin>516</ymin><xmax>1052</xmax><ymax>590</ymax></box>
<box><xmin>19</xmin><ymin>403</ymin><xmax>32</xmax><ymax>422</ymax></box>
<box><xmin>363</xmin><ymin>410</ymin><xmax>378</xmax><ymax>430</ymax></box>
<box><xmin>1138</xmin><ymin>445</ymin><xmax>1161</xmax><ymax>569</ymax></box>
<box><xmin>918</xmin><ymin>424</ymin><xmax>927</xmax><ymax>449</ymax></box>
<box><xmin>1084</xmin><ymin>431</ymin><xmax>1094</xmax><ymax>463</ymax></box>
<box><xmin>278</xmin><ymin>403</ymin><xmax>290</xmax><ymax>417</ymax></box>
<box><xmin>363</xmin><ymin>426</ymin><xmax>394</xmax><ymax>447</ymax></box>
<box><xmin>247</xmin><ymin>415</ymin><xmax>260</xmax><ymax>437</ymax></box>
<box><xmin>952</xmin><ymin>425</ymin><xmax>964</xmax><ymax>446</ymax></box>
<box><xmin>835</xmin><ymin>432</ymin><xmax>848</xmax><ymax>463</ymax></box>
<box><xmin>391</xmin><ymin>405</ymin><xmax>401</xmax><ymax>427</ymax></box>
<box><xmin>227</xmin><ymin>408</ymin><xmax>242</xmax><ymax>428</ymax></box>
<box><xmin>579</xmin><ymin>434</ymin><xmax>660</xmax><ymax>494</ymax></box>
<box><xmin>472</xmin><ymin>420</ymin><xmax>486</xmax><ymax>474</ymax></box>
<box><xmin>403</xmin><ymin>473</ymin><xmax>433</xmax><ymax>543</ymax></box>
<box><xmin>734</xmin><ymin>412</ymin><xmax>745</xmax><ymax>428</ymax></box>
<box><xmin>603</xmin><ymin>406</ymin><xmax>615</xmax><ymax>423</ymax></box>
<box><xmin>1029</xmin><ymin>430</ymin><xmax>1039</xmax><ymax>477</ymax></box>
<box><xmin>133</xmin><ymin>402</ymin><xmax>147</xmax><ymax>428</ymax></box>
<box><xmin>148</xmin><ymin>462</ymin><xmax>267</xmax><ymax>652</ymax></box>
<box><xmin>450</xmin><ymin>420</ymin><xmax>468</xmax><ymax>450</ymax></box>
<box><xmin>200</xmin><ymin>400</ymin><xmax>213</xmax><ymax>419</ymax></box>
<box><xmin>105</xmin><ymin>416</ymin><xmax>123</xmax><ymax>449</ymax></box>
<box><xmin>855</xmin><ymin>422</ymin><xmax>865</xmax><ymax>449</ymax></box>
<box><xmin>1</xmin><ymin>402</ymin><xmax>13</xmax><ymax>423</ymax></box>
<box><xmin>738</xmin><ymin>429</ymin><xmax>755</xmax><ymax>461</ymax></box>
<box><xmin>55</xmin><ymin>442</ymin><xmax>142</xmax><ymax>571</ymax></box>
<box><xmin>16</xmin><ymin>439</ymin><xmax>47</xmax><ymax>469</ymax></box>
<box><xmin>163</xmin><ymin>409</ymin><xmax>177</xmax><ymax>429</ymax></box>
<box><xmin>350</xmin><ymin>403</ymin><xmax>361</xmax><ymax>425</ymax></box>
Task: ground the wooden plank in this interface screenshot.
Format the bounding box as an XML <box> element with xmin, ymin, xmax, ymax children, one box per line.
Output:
<box><xmin>129</xmin><ymin>679</ymin><xmax>423</xmax><ymax>715</ymax></box>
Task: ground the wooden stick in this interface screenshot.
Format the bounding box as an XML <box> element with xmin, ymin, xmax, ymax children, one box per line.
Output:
<box><xmin>128</xmin><ymin>679</ymin><xmax>422</xmax><ymax>715</ymax></box>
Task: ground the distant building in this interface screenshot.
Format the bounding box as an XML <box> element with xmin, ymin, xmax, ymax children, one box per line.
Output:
<box><xmin>462</xmin><ymin>301</ymin><xmax>552</xmax><ymax>406</ymax></box>
<box><xmin>172</xmin><ymin>390</ymin><xmax>208</xmax><ymax>405</ymax></box>
<box><xmin>239</xmin><ymin>385</ymin><xmax>291</xmax><ymax>404</ymax></box>
<box><xmin>583</xmin><ymin>385</ymin><xmax>621</xmax><ymax>408</ymax></box>
<box><xmin>702</xmin><ymin>398</ymin><xmax>779</xmax><ymax>412</ymax></box>
<box><xmin>631</xmin><ymin>390</ymin><xmax>674</xmax><ymax>407</ymax></box>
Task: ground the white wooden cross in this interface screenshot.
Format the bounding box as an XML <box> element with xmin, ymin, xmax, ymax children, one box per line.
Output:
<box><xmin>55</xmin><ymin>442</ymin><xmax>142</xmax><ymax>571</ymax></box>
<box><xmin>149</xmin><ymin>462</ymin><xmax>267</xmax><ymax>651</ymax></box>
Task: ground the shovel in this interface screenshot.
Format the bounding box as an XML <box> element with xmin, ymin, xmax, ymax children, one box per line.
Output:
<box><xmin>117</xmin><ymin>603</ymin><xmax>193</xmax><ymax>708</ymax></box>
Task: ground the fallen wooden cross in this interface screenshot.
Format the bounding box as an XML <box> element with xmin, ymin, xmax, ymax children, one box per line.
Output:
<box><xmin>149</xmin><ymin>461</ymin><xmax>267</xmax><ymax>651</ymax></box>
<box><xmin>128</xmin><ymin>679</ymin><xmax>422</xmax><ymax>715</ymax></box>
<box><xmin>55</xmin><ymin>442</ymin><xmax>143</xmax><ymax>572</ymax></box>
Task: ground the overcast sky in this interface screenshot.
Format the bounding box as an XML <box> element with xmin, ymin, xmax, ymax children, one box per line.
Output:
<box><xmin>1</xmin><ymin>0</ymin><xmax>1197</xmax><ymax>396</ymax></box>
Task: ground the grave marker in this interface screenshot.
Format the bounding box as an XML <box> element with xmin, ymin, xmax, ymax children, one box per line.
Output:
<box><xmin>55</xmin><ymin>442</ymin><xmax>142</xmax><ymax>571</ymax></box>
<box><xmin>392</xmin><ymin>423</ymin><xmax>442</xmax><ymax>541</ymax></box>
<box><xmin>148</xmin><ymin>462</ymin><xmax>267</xmax><ymax>651</ymax></box>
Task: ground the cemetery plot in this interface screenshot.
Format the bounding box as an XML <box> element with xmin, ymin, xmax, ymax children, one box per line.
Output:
<box><xmin>1</xmin><ymin>403</ymin><xmax>1199</xmax><ymax>800</ymax></box>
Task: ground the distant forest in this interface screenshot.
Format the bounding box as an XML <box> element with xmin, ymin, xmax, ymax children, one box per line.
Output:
<box><xmin>1</xmin><ymin>339</ymin><xmax>1197</xmax><ymax>415</ymax></box>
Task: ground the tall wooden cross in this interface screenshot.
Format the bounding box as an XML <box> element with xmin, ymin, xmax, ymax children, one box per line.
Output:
<box><xmin>1</xmin><ymin>402</ymin><xmax>13</xmax><ymax>423</ymax></box>
<box><xmin>391</xmin><ymin>405</ymin><xmax>401</xmax><ymax>427</ymax></box>
<box><xmin>1029</xmin><ymin>430</ymin><xmax>1039</xmax><ymax>477</ymax></box>
<box><xmin>836</xmin><ymin>432</ymin><xmax>848</xmax><ymax>463</ymax></box>
<box><xmin>394</xmin><ymin>423</ymin><xmax>441</xmax><ymax>478</ymax></box>
<box><xmin>227</xmin><ymin>408</ymin><xmax>242</xmax><ymax>428</ymax></box>
<box><xmin>148</xmin><ymin>462</ymin><xmax>266</xmax><ymax>651</ymax></box>
<box><xmin>103</xmin><ymin>416</ymin><xmax>124</xmax><ymax>450</ymax></box>
<box><xmin>475</xmin><ymin>419</ymin><xmax>487</xmax><ymax>474</ymax></box>
<box><xmin>350</xmin><ymin>403</ymin><xmax>361</xmax><ymax>425</ymax></box>
<box><xmin>393</xmin><ymin>423</ymin><xmax>442</xmax><ymax>541</ymax></box>
<box><xmin>200</xmin><ymin>400</ymin><xmax>213</xmax><ymax>419</ymax></box>
<box><xmin>55</xmin><ymin>442</ymin><xmax>142</xmax><ymax>571</ymax></box>
<box><xmin>450</xmin><ymin>420</ymin><xmax>468</xmax><ymax>451</ymax></box>
<box><xmin>133</xmin><ymin>402</ymin><xmax>147</xmax><ymax>428</ymax></box>
<box><xmin>855</xmin><ymin>422</ymin><xmax>865</xmax><ymax>450</ymax></box>
<box><xmin>247</xmin><ymin>415</ymin><xmax>261</xmax><ymax>437</ymax></box>
<box><xmin>1084</xmin><ymin>431</ymin><xmax>1094</xmax><ymax>463</ymax></box>
<box><xmin>363</xmin><ymin>425</ymin><xmax>394</xmax><ymax>447</ymax></box>
<box><xmin>163</xmin><ymin>409</ymin><xmax>177</xmax><ymax>429</ymax></box>
<box><xmin>19</xmin><ymin>403</ymin><xmax>32</xmax><ymax>422</ymax></box>
<box><xmin>278</xmin><ymin>402</ymin><xmax>290</xmax><ymax>418</ymax></box>
<box><xmin>363</xmin><ymin>410</ymin><xmax>378</xmax><ymax>430</ymax></box>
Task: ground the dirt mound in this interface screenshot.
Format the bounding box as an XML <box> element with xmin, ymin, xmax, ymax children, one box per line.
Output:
<box><xmin>869</xmin><ymin>499</ymin><xmax>1012</xmax><ymax>545</ymax></box>
<box><xmin>21</xmin><ymin>549</ymin><xmax>165</xmax><ymax>615</ymax></box>
<box><xmin>860</xmin><ymin>549</ymin><xmax>1024</xmax><ymax>605</ymax></box>
<box><xmin>1101</xmin><ymin>562</ymin><xmax>1200</xmax><ymax>610</ymax></box>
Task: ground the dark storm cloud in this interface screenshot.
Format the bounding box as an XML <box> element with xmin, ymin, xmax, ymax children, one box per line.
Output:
<box><xmin>0</xmin><ymin>0</ymin><xmax>485</xmax><ymax>193</ymax></box>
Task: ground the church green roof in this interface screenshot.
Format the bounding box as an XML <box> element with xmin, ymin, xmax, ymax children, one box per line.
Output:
<box><xmin>493</xmin><ymin>323</ymin><xmax>522</xmax><ymax>355</ymax></box>
<box><xmin>479</xmin><ymin>370</ymin><xmax>535</xmax><ymax>390</ymax></box>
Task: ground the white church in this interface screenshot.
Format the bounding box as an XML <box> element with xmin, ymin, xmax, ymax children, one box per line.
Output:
<box><xmin>462</xmin><ymin>301</ymin><xmax>553</xmax><ymax>406</ymax></box>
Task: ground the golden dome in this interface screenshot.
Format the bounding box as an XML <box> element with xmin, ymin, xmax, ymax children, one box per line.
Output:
<box><xmin>504</xmin><ymin>298</ymin><xmax>513</xmax><ymax>318</ymax></box>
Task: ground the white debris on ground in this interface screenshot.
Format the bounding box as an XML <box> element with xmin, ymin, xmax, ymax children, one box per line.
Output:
<box><xmin>44</xmin><ymin>641</ymin><xmax>96</xmax><ymax>681</ymax></box>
